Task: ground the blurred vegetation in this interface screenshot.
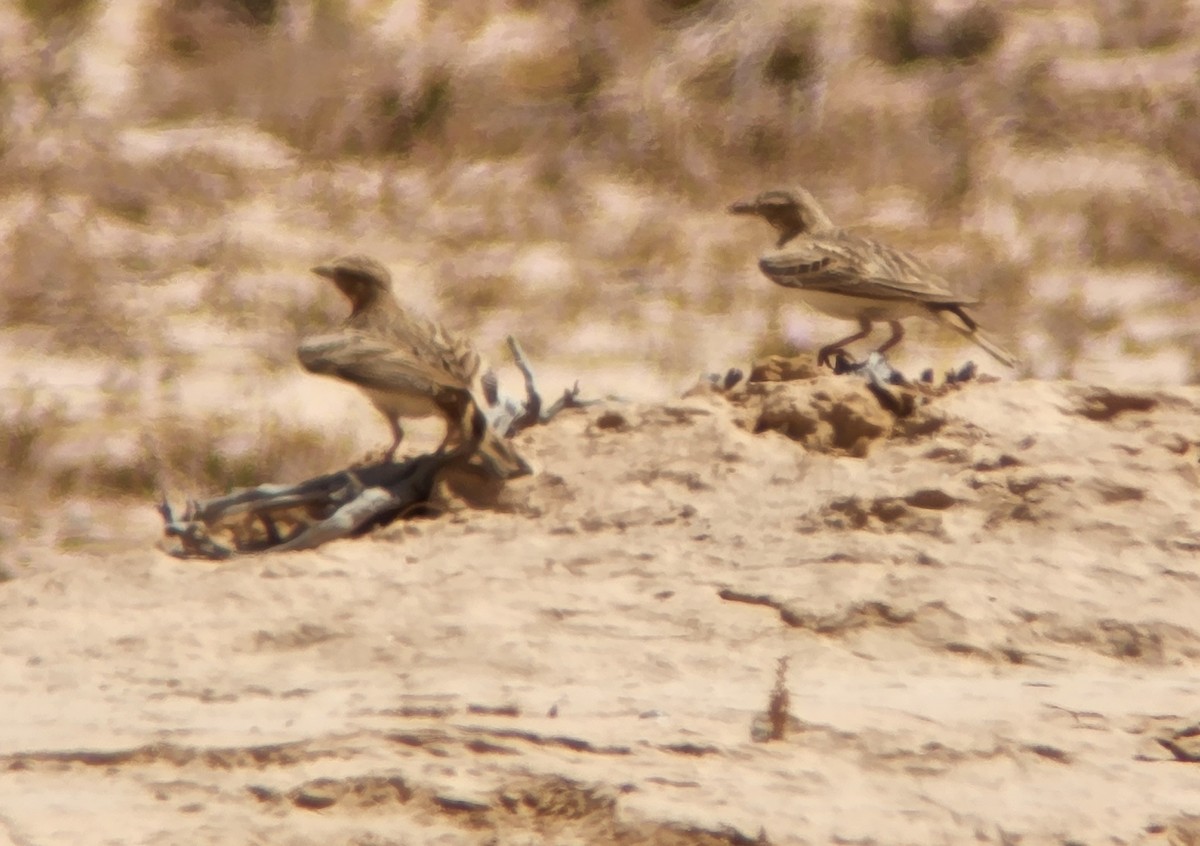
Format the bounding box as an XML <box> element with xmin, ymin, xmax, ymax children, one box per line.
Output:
<box><xmin>19</xmin><ymin>0</ymin><xmax>98</xmax><ymax>31</ymax></box>
<box><xmin>0</xmin><ymin>0</ymin><xmax>1198</xmax><ymax>507</ymax></box>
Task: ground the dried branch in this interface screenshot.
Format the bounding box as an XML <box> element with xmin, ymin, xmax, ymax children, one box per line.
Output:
<box><xmin>160</xmin><ymin>454</ymin><xmax>451</xmax><ymax>558</ymax></box>
<box><xmin>501</xmin><ymin>335</ymin><xmax>591</xmax><ymax>435</ymax></box>
<box><xmin>160</xmin><ymin>338</ymin><xmax>583</xmax><ymax>559</ymax></box>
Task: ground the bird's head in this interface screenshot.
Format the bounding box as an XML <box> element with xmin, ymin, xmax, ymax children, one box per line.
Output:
<box><xmin>728</xmin><ymin>188</ymin><xmax>833</xmax><ymax>245</ymax></box>
<box><xmin>311</xmin><ymin>254</ymin><xmax>392</xmax><ymax>313</ymax></box>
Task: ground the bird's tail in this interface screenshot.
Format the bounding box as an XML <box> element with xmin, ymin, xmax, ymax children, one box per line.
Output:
<box><xmin>950</xmin><ymin>324</ymin><xmax>1020</xmax><ymax>369</ymax></box>
<box><xmin>477</xmin><ymin>421</ymin><xmax>532</xmax><ymax>479</ymax></box>
<box><xmin>934</xmin><ymin>306</ymin><xmax>1019</xmax><ymax>369</ymax></box>
<box><xmin>459</xmin><ymin>403</ymin><xmax>532</xmax><ymax>479</ymax></box>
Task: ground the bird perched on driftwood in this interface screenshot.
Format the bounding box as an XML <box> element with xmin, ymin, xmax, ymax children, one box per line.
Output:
<box><xmin>297</xmin><ymin>254</ymin><xmax>530</xmax><ymax>478</ymax></box>
<box><xmin>729</xmin><ymin>187</ymin><xmax>1018</xmax><ymax>369</ymax></box>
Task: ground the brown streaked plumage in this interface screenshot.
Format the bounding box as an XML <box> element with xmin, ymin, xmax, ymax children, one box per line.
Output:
<box><xmin>298</xmin><ymin>254</ymin><xmax>529</xmax><ymax>477</ymax></box>
<box><xmin>729</xmin><ymin>188</ymin><xmax>1018</xmax><ymax>369</ymax></box>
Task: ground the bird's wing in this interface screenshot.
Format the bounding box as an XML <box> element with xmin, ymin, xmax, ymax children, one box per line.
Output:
<box><xmin>386</xmin><ymin>311</ymin><xmax>482</xmax><ymax>386</ymax></box>
<box><xmin>297</xmin><ymin>331</ymin><xmax>471</xmax><ymax>399</ymax></box>
<box><xmin>355</xmin><ymin>307</ymin><xmax>483</xmax><ymax>386</ymax></box>
<box><xmin>758</xmin><ymin>231</ymin><xmax>975</xmax><ymax>306</ymax></box>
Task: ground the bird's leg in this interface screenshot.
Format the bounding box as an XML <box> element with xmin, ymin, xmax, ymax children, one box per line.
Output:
<box><xmin>434</xmin><ymin>398</ymin><xmax>478</xmax><ymax>457</ymax></box>
<box><xmin>385</xmin><ymin>419</ymin><xmax>404</xmax><ymax>463</ymax></box>
<box><xmin>817</xmin><ymin>317</ymin><xmax>873</xmax><ymax>368</ymax></box>
<box><xmin>874</xmin><ymin>320</ymin><xmax>905</xmax><ymax>356</ymax></box>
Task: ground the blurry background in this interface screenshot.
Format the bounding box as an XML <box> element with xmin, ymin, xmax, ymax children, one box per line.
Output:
<box><xmin>2</xmin><ymin>0</ymin><xmax>1198</xmax><ymax>544</ymax></box>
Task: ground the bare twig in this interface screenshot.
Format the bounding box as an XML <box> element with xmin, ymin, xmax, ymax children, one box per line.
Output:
<box><xmin>1157</xmin><ymin>737</ymin><xmax>1200</xmax><ymax>763</ymax></box>
<box><xmin>504</xmin><ymin>336</ymin><xmax>592</xmax><ymax>434</ymax></box>
<box><xmin>507</xmin><ymin>336</ymin><xmax>542</xmax><ymax>429</ymax></box>
<box><xmin>767</xmin><ymin>656</ymin><xmax>791</xmax><ymax>741</ymax></box>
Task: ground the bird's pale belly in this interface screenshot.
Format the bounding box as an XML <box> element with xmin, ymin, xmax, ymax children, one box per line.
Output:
<box><xmin>363</xmin><ymin>387</ymin><xmax>443</xmax><ymax>420</ymax></box>
<box><xmin>794</xmin><ymin>289</ymin><xmax>928</xmax><ymax>322</ymax></box>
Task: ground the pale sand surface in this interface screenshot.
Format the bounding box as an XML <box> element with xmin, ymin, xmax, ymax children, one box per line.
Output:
<box><xmin>2</xmin><ymin>373</ymin><xmax>1199</xmax><ymax>845</ymax></box>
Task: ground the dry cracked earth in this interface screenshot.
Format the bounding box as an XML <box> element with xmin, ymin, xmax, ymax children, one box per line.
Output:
<box><xmin>2</xmin><ymin>365</ymin><xmax>1200</xmax><ymax>845</ymax></box>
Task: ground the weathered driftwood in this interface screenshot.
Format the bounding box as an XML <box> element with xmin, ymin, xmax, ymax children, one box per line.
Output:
<box><xmin>160</xmin><ymin>337</ymin><xmax>587</xmax><ymax>559</ymax></box>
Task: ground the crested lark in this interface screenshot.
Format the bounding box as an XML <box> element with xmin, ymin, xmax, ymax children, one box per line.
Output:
<box><xmin>729</xmin><ymin>188</ymin><xmax>1017</xmax><ymax>369</ymax></box>
<box><xmin>298</xmin><ymin>255</ymin><xmax>530</xmax><ymax>477</ymax></box>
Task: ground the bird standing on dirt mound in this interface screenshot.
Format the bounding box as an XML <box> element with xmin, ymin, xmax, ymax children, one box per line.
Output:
<box><xmin>297</xmin><ymin>255</ymin><xmax>530</xmax><ymax>478</ymax></box>
<box><xmin>729</xmin><ymin>188</ymin><xmax>1018</xmax><ymax>369</ymax></box>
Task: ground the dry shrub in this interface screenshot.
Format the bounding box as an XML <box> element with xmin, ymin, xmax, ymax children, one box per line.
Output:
<box><xmin>151</xmin><ymin>413</ymin><xmax>340</xmax><ymax>498</ymax></box>
<box><xmin>0</xmin><ymin>204</ymin><xmax>136</xmax><ymax>358</ymax></box>
<box><xmin>140</xmin><ymin>1</ymin><xmax>450</xmax><ymax>158</ymax></box>
<box><xmin>0</xmin><ymin>50</ymin><xmax>139</xmax><ymax>357</ymax></box>
<box><xmin>1020</xmin><ymin>44</ymin><xmax>1200</xmax><ymax>157</ymax></box>
<box><xmin>1164</xmin><ymin>98</ymin><xmax>1200</xmax><ymax>182</ymax></box>
<box><xmin>594</xmin><ymin>5</ymin><xmax>827</xmax><ymax>191</ymax></box>
<box><xmin>1</xmin><ymin>386</ymin><xmax>69</xmax><ymax>484</ymax></box>
<box><xmin>766</xmin><ymin>656</ymin><xmax>791</xmax><ymax>741</ymax></box>
<box><xmin>38</xmin><ymin>411</ymin><xmax>347</xmax><ymax>503</ymax></box>
<box><xmin>864</xmin><ymin>0</ymin><xmax>1003</xmax><ymax>67</ymax></box>
<box><xmin>750</xmin><ymin>655</ymin><xmax>792</xmax><ymax>742</ymax></box>
<box><xmin>18</xmin><ymin>0</ymin><xmax>98</xmax><ymax>33</ymax></box>
<box><xmin>1093</xmin><ymin>0</ymin><xmax>1197</xmax><ymax>49</ymax></box>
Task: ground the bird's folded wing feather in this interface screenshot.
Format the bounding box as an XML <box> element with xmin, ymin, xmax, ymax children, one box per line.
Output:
<box><xmin>387</xmin><ymin>313</ymin><xmax>483</xmax><ymax>386</ymax></box>
<box><xmin>758</xmin><ymin>233</ymin><xmax>975</xmax><ymax>305</ymax></box>
<box><xmin>422</xmin><ymin>318</ymin><xmax>483</xmax><ymax>385</ymax></box>
<box><xmin>297</xmin><ymin>331</ymin><xmax>470</xmax><ymax>398</ymax></box>
<box><xmin>354</xmin><ymin>309</ymin><xmax>483</xmax><ymax>387</ymax></box>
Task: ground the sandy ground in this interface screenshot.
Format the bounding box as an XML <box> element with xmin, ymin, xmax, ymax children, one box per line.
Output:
<box><xmin>4</xmin><ymin>3</ymin><xmax>1200</xmax><ymax>841</ymax></box>
<box><xmin>2</xmin><ymin>367</ymin><xmax>1199</xmax><ymax>845</ymax></box>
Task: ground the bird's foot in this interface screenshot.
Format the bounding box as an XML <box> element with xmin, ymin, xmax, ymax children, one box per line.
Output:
<box><xmin>825</xmin><ymin>350</ymin><xmax>906</xmax><ymax>384</ymax></box>
<box><xmin>833</xmin><ymin>352</ymin><xmax>862</xmax><ymax>374</ymax></box>
<box><xmin>817</xmin><ymin>346</ymin><xmax>860</xmax><ymax>371</ymax></box>
<box><xmin>856</xmin><ymin>352</ymin><xmax>907</xmax><ymax>385</ymax></box>
<box><xmin>819</xmin><ymin>348</ymin><xmax>859</xmax><ymax>373</ymax></box>
<box><xmin>693</xmin><ymin>367</ymin><xmax>744</xmax><ymax>394</ymax></box>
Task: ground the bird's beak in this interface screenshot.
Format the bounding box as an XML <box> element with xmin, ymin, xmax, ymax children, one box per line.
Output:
<box><xmin>311</xmin><ymin>264</ymin><xmax>336</xmax><ymax>279</ymax></box>
<box><xmin>728</xmin><ymin>199</ymin><xmax>758</xmax><ymax>215</ymax></box>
